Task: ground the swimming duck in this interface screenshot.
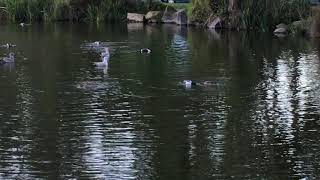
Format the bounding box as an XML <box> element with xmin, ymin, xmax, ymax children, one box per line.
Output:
<box><xmin>95</xmin><ymin>47</ymin><xmax>109</xmax><ymax>67</ymax></box>
<box><xmin>183</xmin><ymin>80</ymin><xmax>197</xmax><ymax>88</ymax></box>
<box><xmin>1</xmin><ymin>43</ymin><xmax>16</xmax><ymax>48</ymax></box>
<box><xmin>93</xmin><ymin>41</ymin><xmax>101</xmax><ymax>46</ymax></box>
<box><xmin>140</xmin><ymin>48</ymin><xmax>151</xmax><ymax>54</ymax></box>
<box><xmin>100</xmin><ymin>48</ymin><xmax>109</xmax><ymax>58</ymax></box>
<box><xmin>0</xmin><ymin>53</ymin><xmax>15</xmax><ymax>64</ymax></box>
<box><xmin>19</xmin><ymin>23</ymin><xmax>31</xmax><ymax>27</ymax></box>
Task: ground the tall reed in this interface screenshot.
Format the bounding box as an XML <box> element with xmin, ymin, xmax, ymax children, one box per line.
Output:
<box><xmin>190</xmin><ymin>0</ymin><xmax>310</xmax><ymax>30</ymax></box>
<box><xmin>85</xmin><ymin>0</ymin><xmax>127</xmax><ymax>23</ymax></box>
<box><xmin>0</xmin><ymin>0</ymin><xmax>54</xmax><ymax>22</ymax></box>
<box><xmin>241</xmin><ymin>0</ymin><xmax>310</xmax><ymax>30</ymax></box>
<box><xmin>0</xmin><ymin>0</ymin><xmax>130</xmax><ymax>23</ymax></box>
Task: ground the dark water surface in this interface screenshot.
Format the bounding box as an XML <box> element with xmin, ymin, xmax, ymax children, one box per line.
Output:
<box><xmin>0</xmin><ymin>23</ymin><xmax>319</xmax><ymax>179</ymax></box>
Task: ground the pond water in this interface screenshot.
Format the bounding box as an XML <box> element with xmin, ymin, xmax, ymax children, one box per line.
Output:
<box><xmin>0</xmin><ymin>23</ymin><xmax>319</xmax><ymax>179</ymax></box>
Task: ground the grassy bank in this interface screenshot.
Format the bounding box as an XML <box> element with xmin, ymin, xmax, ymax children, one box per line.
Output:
<box><xmin>0</xmin><ymin>0</ymin><xmax>312</xmax><ymax>32</ymax></box>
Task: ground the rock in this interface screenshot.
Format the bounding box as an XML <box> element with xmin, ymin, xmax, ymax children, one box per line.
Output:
<box><xmin>207</xmin><ymin>16</ymin><xmax>223</xmax><ymax>29</ymax></box>
<box><xmin>274</xmin><ymin>27</ymin><xmax>288</xmax><ymax>34</ymax></box>
<box><xmin>162</xmin><ymin>6</ymin><xmax>177</xmax><ymax>24</ymax></box>
<box><xmin>145</xmin><ymin>11</ymin><xmax>163</xmax><ymax>23</ymax></box>
<box><xmin>276</xmin><ymin>23</ymin><xmax>288</xmax><ymax>29</ymax></box>
<box><xmin>127</xmin><ymin>13</ymin><xmax>145</xmax><ymax>23</ymax></box>
<box><xmin>274</xmin><ymin>23</ymin><xmax>288</xmax><ymax>34</ymax></box>
<box><xmin>175</xmin><ymin>9</ymin><xmax>188</xmax><ymax>25</ymax></box>
<box><xmin>161</xmin><ymin>6</ymin><xmax>188</xmax><ymax>25</ymax></box>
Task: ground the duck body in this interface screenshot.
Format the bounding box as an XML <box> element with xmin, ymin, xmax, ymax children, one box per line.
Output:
<box><xmin>95</xmin><ymin>47</ymin><xmax>109</xmax><ymax>67</ymax></box>
<box><xmin>183</xmin><ymin>80</ymin><xmax>197</xmax><ymax>88</ymax></box>
<box><xmin>0</xmin><ymin>53</ymin><xmax>15</xmax><ymax>64</ymax></box>
<box><xmin>93</xmin><ymin>41</ymin><xmax>101</xmax><ymax>46</ymax></box>
<box><xmin>94</xmin><ymin>56</ymin><xmax>109</xmax><ymax>67</ymax></box>
<box><xmin>0</xmin><ymin>60</ymin><xmax>6</xmax><ymax>65</ymax></box>
<box><xmin>19</xmin><ymin>23</ymin><xmax>31</xmax><ymax>27</ymax></box>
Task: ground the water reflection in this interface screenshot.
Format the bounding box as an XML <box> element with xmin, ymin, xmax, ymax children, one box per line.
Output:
<box><xmin>251</xmin><ymin>49</ymin><xmax>320</xmax><ymax>178</ymax></box>
<box><xmin>0</xmin><ymin>23</ymin><xmax>319</xmax><ymax>179</ymax></box>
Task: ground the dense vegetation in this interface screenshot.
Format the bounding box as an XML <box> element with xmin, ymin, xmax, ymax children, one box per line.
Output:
<box><xmin>191</xmin><ymin>0</ymin><xmax>311</xmax><ymax>30</ymax></box>
<box><xmin>0</xmin><ymin>0</ymin><xmax>132</xmax><ymax>23</ymax></box>
<box><xmin>0</xmin><ymin>0</ymin><xmax>312</xmax><ymax>31</ymax></box>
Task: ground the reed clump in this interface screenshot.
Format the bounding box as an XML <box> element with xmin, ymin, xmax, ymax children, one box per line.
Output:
<box><xmin>240</xmin><ymin>0</ymin><xmax>310</xmax><ymax>31</ymax></box>
<box><xmin>190</xmin><ymin>0</ymin><xmax>310</xmax><ymax>30</ymax></box>
<box><xmin>0</xmin><ymin>0</ymin><xmax>135</xmax><ymax>23</ymax></box>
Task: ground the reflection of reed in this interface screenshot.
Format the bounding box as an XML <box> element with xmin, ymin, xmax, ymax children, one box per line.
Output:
<box><xmin>187</xmin><ymin>95</ymin><xmax>228</xmax><ymax>178</ymax></box>
<box><xmin>70</xmin><ymin>78</ymin><xmax>157</xmax><ymax>179</ymax></box>
<box><xmin>251</xmin><ymin>50</ymin><xmax>320</xmax><ymax>177</ymax></box>
<box><xmin>0</xmin><ymin>65</ymin><xmax>34</xmax><ymax>179</ymax></box>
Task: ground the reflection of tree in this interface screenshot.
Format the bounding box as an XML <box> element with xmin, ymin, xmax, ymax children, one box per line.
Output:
<box><xmin>188</xmin><ymin>29</ymin><xmax>320</xmax><ymax>178</ymax></box>
<box><xmin>244</xmin><ymin>36</ymin><xmax>320</xmax><ymax>178</ymax></box>
<box><xmin>0</xmin><ymin>66</ymin><xmax>32</xmax><ymax>179</ymax></box>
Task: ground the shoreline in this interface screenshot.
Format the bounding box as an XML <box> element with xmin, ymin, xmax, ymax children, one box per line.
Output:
<box><xmin>126</xmin><ymin>4</ymin><xmax>320</xmax><ymax>38</ymax></box>
<box><xmin>0</xmin><ymin>1</ymin><xmax>319</xmax><ymax>38</ymax></box>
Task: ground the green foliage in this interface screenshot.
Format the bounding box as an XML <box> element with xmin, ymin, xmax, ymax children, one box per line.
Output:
<box><xmin>3</xmin><ymin>0</ymin><xmax>33</xmax><ymax>22</ymax></box>
<box><xmin>190</xmin><ymin>0</ymin><xmax>310</xmax><ymax>30</ymax></box>
<box><xmin>190</xmin><ymin>0</ymin><xmax>212</xmax><ymax>22</ymax></box>
<box><xmin>210</xmin><ymin>0</ymin><xmax>227</xmax><ymax>15</ymax></box>
<box><xmin>190</xmin><ymin>0</ymin><xmax>228</xmax><ymax>22</ymax></box>
<box><xmin>50</xmin><ymin>0</ymin><xmax>70</xmax><ymax>21</ymax></box>
<box><xmin>164</xmin><ymin>3</ymin><xmax>192</xmax><ymax>17</ymax></box>
<box><xmin>0</xmin><ymin>0</ymin><xmax>168</xmax><ymax>23</ymax></box>
<box><xmin>240</xmin><ymin>0</ymin><xmax>310</xmax><ymax>31</ymax></box>
<box><xmin>86</xmin><ymin>0</ymin><xmax>127</xmax><ymax>23</ymax></box>
<box><xmin>0</xmin><ymin>0</ymin><xmax>63</xmax><ymax>22</ymax></box>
